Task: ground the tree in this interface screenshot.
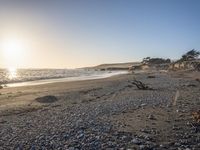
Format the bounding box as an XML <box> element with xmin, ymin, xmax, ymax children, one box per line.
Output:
<box><xmin>181</xmin><ymin>49</ymin><xmax>200</xmax><ymax>61</ymax></box>
<box><xmin>142</xmin><ymin>57</ymin><xmax>151</xmax><ymax>64</ymax></box>
<box><xmin>142</xmin><ymin>57</ymin><xmax>171</xmax><ymax>64</ymax></box>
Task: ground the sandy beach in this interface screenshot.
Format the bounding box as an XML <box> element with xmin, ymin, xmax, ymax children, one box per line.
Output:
<box><xmin>1</xmin><ymin>0</ymin><xmax>200</xmax><ymax>149</ymax></box>
<box><xmin>0</xmin><ymin>71</ymin><xmax>200</xmax><ymax>149</ymax></box>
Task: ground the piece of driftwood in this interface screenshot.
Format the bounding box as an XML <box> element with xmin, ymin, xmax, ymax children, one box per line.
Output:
<box><xmin>147</xmin><ymin>75</ymin><xmax>156</xmax><ymax>78</ymax></box>
<box><xmin>172</xmin><ymin>90</ymin><xmax>180</xmax><ymax>106</ymax></box>
<box><xmin>129</xmin><ymin>79</ymin><xmax>153</xmax><ymax>90</ymax></box>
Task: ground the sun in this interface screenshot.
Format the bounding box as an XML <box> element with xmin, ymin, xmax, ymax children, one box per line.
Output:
<box><xmin>1</xmin><ymin>37</ymin><xmax>26</xmax><ymax>68</ymax></box>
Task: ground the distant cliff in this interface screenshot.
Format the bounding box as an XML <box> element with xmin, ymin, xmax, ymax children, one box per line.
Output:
<box><xmin>88</xmin><ymin>62</ymin><xmax>141</xmax><ymax>71</ymax></box>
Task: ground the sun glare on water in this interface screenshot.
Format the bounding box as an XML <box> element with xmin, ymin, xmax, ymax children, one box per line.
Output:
<box><xmin>8</xmin><ymin>67</ymin><xmax>18</xmax><ymax>79</ymax></box>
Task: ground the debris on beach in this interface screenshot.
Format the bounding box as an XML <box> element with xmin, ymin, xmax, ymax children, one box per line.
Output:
<box><xmin>187</xmin><ymin>83</ymin><xmax>197</xmax><ymax>87</ymax></box>
<box><xmin>147</xmin><ymin>75</ymin><xmax>156</xmax><ymax>78</ymax></box>
<box><xmin>129</xmin><ymin>79</ymin><xmax>153</xmax><ymax>90</ymax></box>
<box><xmin>172</xmin><ymin>90</ymin><xmax>180</xmax><ymax>106</ymax></box>
<box><xmin>192</xmin><ymin>110</ymin><xmax>200</xmax><ymax>123</ymax></box>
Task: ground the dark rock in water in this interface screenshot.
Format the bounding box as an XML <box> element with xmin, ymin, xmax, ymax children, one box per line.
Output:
<box><xmin>35</xmin><ymin>95</ymin><xmax>58</xmax><ymax>103</ymax></box>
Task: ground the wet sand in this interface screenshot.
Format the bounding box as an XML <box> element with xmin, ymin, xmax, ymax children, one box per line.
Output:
<box><xmin>0</xmin><ymin>71</ymin><xmax>200</xmax><ymax>149</ymax></box>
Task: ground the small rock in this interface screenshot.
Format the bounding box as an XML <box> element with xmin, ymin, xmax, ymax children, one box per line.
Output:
<box><xmin>159</xmin><ymin>144</ymin><xmax>165</xmax><ymax>148</ymax></box>
<box><xmin>63</xmin><ymin>134</ymin><xmax>69</xmax><ymax>140</ymax></box>
<box><xmin>68</xmin><ymin>147</ymin><xmax>75</xmax><ymax>150</ymax></box>
<box><xmin>30</xmin><ymin>145</ymin><xmax>36</xmax><ymax>150</ymax></box>
<box><xmin>139</xmin><ymin>145</ymin><xmax>146</xmax><ymax>150</ymax></box>
<box><xmin>144</xmin><ymin>135</ymin><xmax>152</xmax><ymax>141</ymax></box>
<box><xmin>140</xmin><ymin>103</ymin><xmax>147</xmax><ymax>107</ymax></box>
<box><xmin>148</xmin><ymin>114</ymin><xmax>156</xmax><ymax>120</ymax></box>
<box><xmin>132</xmin><ymin>138</ymin><xmax>142</xmax><ymax>145</ymax></box>
<box><xmin>77</xmin><ymin>133</ymin><xmax>84</xmax><ymax>139</ymax></box>
<box><xmin>174</xmin><ymin>142</ymin><xmax>181</xmax><ymax>146</ymax></box>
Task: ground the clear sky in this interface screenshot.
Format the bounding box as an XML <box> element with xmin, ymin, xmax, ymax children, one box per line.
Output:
<box><xmin>0</xmin><ymin>0</ymin><xmax>200</xmax><ymax>68</ymax></box>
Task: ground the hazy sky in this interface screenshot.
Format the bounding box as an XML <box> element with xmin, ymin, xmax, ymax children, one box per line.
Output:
<box><xmin>0</xmin><ymin>0</ymin><xmax>200</xmax><ymax>68</ymax></box>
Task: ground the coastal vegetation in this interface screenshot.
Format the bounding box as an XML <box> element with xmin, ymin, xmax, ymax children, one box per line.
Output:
<box><xmin>180</xmin><ymin>49</ymin><xmax>200</xmax><ymax>62</ymax></box>
<box><xmin>142</xmin><ymin>57</ymin><xmax>171</xmax><ymax>65</ymax></box>
<box><xmin>170</xmin><ymin>49</ymin><xmax>200</xmax><ymax>71</ymax></box>
<box><xmin>88</xmin><ymin>49</ymin><xmax>200</xmax><ymax>72</ymax></box>
<box><xmin>130</xmin><ymin>49</ymin><xmax>200</xmax><ymax>71</ymax></box>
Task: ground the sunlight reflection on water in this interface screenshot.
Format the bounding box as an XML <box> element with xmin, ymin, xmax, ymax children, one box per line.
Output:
<box><xmin>0</xmin><ymin>68</ymin><xmax>128</xmax><ymax>86</ymax></box>
<box><xmin>8</xmin><ymin>68</ymin><xmax>18</xmax><ymax>79</ymax></box>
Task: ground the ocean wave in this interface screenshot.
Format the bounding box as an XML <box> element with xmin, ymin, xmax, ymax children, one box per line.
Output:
<box><xmin>0</xmin><ymin>69</ymin><xmax>125</xmax><ymax>85</ymax></box>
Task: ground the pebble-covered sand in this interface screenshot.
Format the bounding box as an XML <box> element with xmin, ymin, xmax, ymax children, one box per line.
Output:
<box><xmin>0</xmin><ymin>71</ymin><xmax>200</xmax><ymax>149</ymax></box>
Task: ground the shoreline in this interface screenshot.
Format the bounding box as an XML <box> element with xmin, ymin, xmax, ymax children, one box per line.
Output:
<box><xmin>4</xmin><ymin>70</ymin><xmax>128</xmax><ymax>88</ymax></box>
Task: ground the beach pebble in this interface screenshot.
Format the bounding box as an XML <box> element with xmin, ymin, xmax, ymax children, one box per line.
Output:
<box><xmin>147</xmin><ymin>114</ymin><xmax>156</xmax><ymax>120</ymax></box>
<box><xmin>131</xmin><ymin>138</ymin><xmax>142</xmax><ymax>145</ymax></box>
<box><xmin>140</xmin><ymin>103</ymin><xmax>147</xmax><ymax>107</ymax></box>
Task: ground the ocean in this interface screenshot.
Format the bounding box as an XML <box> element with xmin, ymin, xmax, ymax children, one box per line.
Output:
<box><xmin>0</xmin><ymin>68</ymin><xmax>128</xmax><ymax>87</ymax></box>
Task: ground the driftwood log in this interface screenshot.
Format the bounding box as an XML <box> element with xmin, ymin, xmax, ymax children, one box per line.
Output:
<box><xmin>129</xmin><ymin>79</ymin><xmax>153</xmax><ymax>90</ymax></box>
